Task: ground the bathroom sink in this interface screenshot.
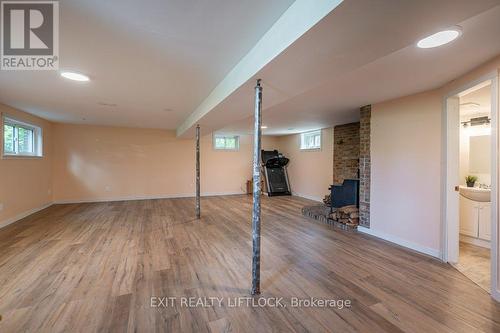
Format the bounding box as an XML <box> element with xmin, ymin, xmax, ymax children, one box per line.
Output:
<box><xmin>459</xmin><ymin>186</ymin><xmax>491</xmax><ymax>202</ymax></box>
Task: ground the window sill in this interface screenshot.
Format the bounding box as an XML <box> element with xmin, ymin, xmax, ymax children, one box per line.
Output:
<box><xmin>2</xmin><ymin>154</ymin><xmax>43</xmax><ymax>159</ymax></box>
<box><xmin>300</xmin><ymin>148</ymin><xmax>322</xmax><ymax>152</ymax></box>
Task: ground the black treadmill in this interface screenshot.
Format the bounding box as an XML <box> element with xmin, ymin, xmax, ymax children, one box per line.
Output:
<box><xmin>261</xmin><ymin>150</ymin><xmax>291</xmax><ymax>196</ymax></box>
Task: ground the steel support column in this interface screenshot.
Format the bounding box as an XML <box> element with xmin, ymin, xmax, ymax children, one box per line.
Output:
<box><xmin>251</xmin><ymin>79</ymin><xmax>263</xmax><ymax>295</ymax></box>
<box><xmin>195</xmin><ymin>124</ymin><xmax>201</xmax><ymax>219</ymax></box>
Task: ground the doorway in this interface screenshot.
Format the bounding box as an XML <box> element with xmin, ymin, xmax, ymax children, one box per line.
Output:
<box><xmin>443</xmin><ymin>72</ymin><xmax>499</xmax><ymax>301</ymax></box>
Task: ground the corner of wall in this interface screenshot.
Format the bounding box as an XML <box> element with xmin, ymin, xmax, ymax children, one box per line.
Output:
<box><xmin>359</xmin><ymin>105</ymin><xmax>371</xmax><ymax>228</ymax></box>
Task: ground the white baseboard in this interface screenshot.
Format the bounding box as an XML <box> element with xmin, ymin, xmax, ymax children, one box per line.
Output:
<box><xmin>459</xmin><ymin>234</ymin><xmax>491</xmax><ymax>249</ymax></box>
<box><xmin>53</xmin><ymin>191</ymin><xmax>246</xmax><ymax>204</ymax></box>
<box><xmin>357</xmin><ymin>226</ymin><xmax>441</xmax><ymax>258</ymax></box>
<box><xmin>493</xmin><ymin>287</ymin><xmax>500</xmax><ymax>303</ymax></box>
<box><xmin>292</xmin><ymin>192</ymin><xmax>323</xmax><ymax>202</ymax></box>
<box><xmin>0</xmin><ymin>203</ymin><xmax>53</xmax><ymax>229</ymax></box>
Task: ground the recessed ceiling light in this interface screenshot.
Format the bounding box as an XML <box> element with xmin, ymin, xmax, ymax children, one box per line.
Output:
<box><xmin>417</xmin><ymin>27</ymin><xmax>461</xmax><ymax>48</ymax></box>
<box><xmin>60</xmin><ymin>71</ymin><xmax>90</xmax><ymax>82</ymax></box>
<box><xmin>261</xmin><ymin>125</ymin><xmax>268</xmax><ymax>129</ymax></box>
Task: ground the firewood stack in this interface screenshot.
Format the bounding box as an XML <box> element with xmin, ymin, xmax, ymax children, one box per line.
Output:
<box><xmin>329</xmin><ymin>205</ymin><xmax>359</xmax><ymax>226</ymax></box>
<box><xmin>323</xmin><ymin>194</ymin><xmax>331</xmax><ymax>206</ymax></box>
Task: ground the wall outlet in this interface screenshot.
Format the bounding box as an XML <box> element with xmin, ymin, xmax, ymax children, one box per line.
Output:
<box><xmin>105</xmin><ymin>186</ymin><xmax>111</xmax><ymax>192</ymax></box>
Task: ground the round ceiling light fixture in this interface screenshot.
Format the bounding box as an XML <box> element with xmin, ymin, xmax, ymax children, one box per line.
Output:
<box><xmin>417</xmin><ymin>27</ymin><xmax>462</xmax><ymax>49</ymax></box>
<box><xmin>60</xmin><ymin>71</ymin><xmax>90</xmax><ymax>82</ymax></box>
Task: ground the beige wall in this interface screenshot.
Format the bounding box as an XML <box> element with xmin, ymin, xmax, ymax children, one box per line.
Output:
<box><xmin>0</xmin><ymin>104</ymin><xmax>53</xmax><ymax>226</ymax></box>
<box><xmin>52</xmin><ymin>123</ymin><xmax>279</xmax><ymax>202</ymax></box>
<box><xmin>0</xmin><ymin>115</ymin><xmax>279</xmax><ymax>224</ymax></box>
<box><xmin>0</xmin><ymin>108</ymin><xmax>327</xmax><ymax>224</ymax></box>
<box><xmin>371</xmin><ymin>90</ymin><xmax>442</xmax><ymax>253</ymax></box>
<box><xmin>276</xmin><ymin>128</ymin><xmax>333</xmax><ymax>201</ymax></box>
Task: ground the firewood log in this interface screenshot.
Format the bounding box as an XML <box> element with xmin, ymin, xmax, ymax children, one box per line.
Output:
<box><xmin>338</xmin><ymin>205</ymin><xmax>358</xmax><ymax>214</ymax></box>
<box><xmin>349</xmin><ymin>217</ymin><xmax>359</xmax><ymax>224</ymax></box>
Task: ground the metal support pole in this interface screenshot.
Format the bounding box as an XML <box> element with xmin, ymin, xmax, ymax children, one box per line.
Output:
<box><xmin>195</xmin><ymin>124</ymin><xmax>201</xmax><ymax>219</ymax></box>
<box><xmin>251</xmin><ymin>79</ymin><xmax>263</xmax><ymax>295</ymax></box>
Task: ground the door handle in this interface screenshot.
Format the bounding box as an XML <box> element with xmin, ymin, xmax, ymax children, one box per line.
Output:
<box><xmin>454</xmin><ymin>186</ymin><xmax>459</xmax><ymax>192</ymax></box>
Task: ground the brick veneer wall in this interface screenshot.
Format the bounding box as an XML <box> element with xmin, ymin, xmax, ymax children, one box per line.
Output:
<box><xmin>333</xmin><ymin>122</ymin><xmax>360</xmax><ymax>184</ymax></box>
<box><xmin>359</xmin><ymin>105</ymin><xmax>371</xmax><ymax>228</ymax></box>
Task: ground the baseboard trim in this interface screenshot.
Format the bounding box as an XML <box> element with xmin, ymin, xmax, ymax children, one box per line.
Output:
<box><xmin>492</xmin><ymin>287</ymin><xmax>500</xmax><ymax>303</ymax></box>
<box><xmin>292</xmin><ymin>192</ymin><xmax>323</xmax><ymax>202</ymax></box>
<box><xmin>357</xmin><ymin>226</ymin><xmax>441</xmax><ymax>259</ymax></box>
<box><xmin>0</xmin><ymin>203</ymin><xmax>53</xmax><ymax>229</ymax></box>
<box><xmin>459</xmin><ymin>234</ymin><xmax>491</xmax><ymax>249</ymax></box>
<box><xmin>53</xmin><ymin>191</ymin><xmax>246</xmax><ymax>205</ymax></box>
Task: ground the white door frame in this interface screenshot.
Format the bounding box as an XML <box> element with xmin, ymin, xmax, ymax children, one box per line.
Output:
<box><xmin>442</xmin><ymin>70</ymin><xmax>499</xmax><ymax>302</ymax></box>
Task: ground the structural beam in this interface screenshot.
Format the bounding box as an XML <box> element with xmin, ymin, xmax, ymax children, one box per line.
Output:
<box><xmin>251</xmin><ymin>79</ymin><xmax>263</xmax><ymax>295</ymax></box>
<box><xmin>176</xmin><ymin>0</ymin><xmax>343</xmax><ymax>137</ymax></box>
<box><xmin>195</xmin><ymin>124</ymin><xmax>201</xmax><ymax>219</ymax></box>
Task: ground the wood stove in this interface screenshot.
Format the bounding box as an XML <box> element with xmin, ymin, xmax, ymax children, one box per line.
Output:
<box><xmin>329</xmin><ymin>179</ymin><xmax>359</xmax><ymax>213</ymax></box>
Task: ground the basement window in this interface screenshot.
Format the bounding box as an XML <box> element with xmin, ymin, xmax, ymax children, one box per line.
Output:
<box><xmin>300</xmin><ymin>130</ymin><xmax>321</xmax><ymax>150</ymax></box>
<box><xmin>3</xmin><ymin>116</ymin><xmax>43</xmax><ymax>157</ymax></box>
<box><xmin>213</xmin><ymin>134</ymin><xmax>239</xmax><ymax>151</ymax></box>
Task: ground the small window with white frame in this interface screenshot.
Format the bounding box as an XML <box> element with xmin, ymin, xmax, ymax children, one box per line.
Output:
<box><xmin>3</xmin><ymin>116</ymin><xmax>43</xmax><ymax>157</ymax></box>
<box><xmin>300</xmin><ymin>130</ymin><xmax>321</xmax><ymax>150</ymax></box>
<box><xmin>213</xmin><ymin>134</ymin><xmax>239</xmax><ymax>151</ymax></box>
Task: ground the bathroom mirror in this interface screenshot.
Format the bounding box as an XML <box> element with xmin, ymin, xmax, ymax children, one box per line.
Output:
<box><xmin>469</xmin><ymin>135</ymin><xmax>491</xmax><ymax>174</ymax></box>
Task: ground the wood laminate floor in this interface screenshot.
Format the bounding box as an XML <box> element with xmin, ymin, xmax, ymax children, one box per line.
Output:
<box><xmin>455</xmin><ymin>242</ymin><xmax>491</xmax><ymax>293</ymax></box>
<box><xmin>0</xmin><ymin>195</ymin><xmax>499</xmax><ymax>332</ymax></box>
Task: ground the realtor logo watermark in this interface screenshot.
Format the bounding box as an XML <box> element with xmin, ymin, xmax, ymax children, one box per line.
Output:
<box><xmin>1</xmin><ymin>1</ymin><xmax>59</xmax><ymax>70</ymax></box>
<box><xmin>150</xmin><ymin>296</ymin><xmax>352</xmax><ymax>310</ymax></box>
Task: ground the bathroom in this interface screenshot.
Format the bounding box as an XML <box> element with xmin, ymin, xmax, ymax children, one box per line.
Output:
<box><xmin>455</xmin><ymin>82</ymin><xmax>492</xmax><ymax>292</ymax></box>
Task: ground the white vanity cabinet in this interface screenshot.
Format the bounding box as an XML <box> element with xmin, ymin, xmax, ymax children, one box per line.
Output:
<box><xmin>460</xmin><ymin>197</ymin><xmax>478</xmax><ymax>237</ymax></box>
<box><xmin>478</xmin><ymin>202</ymin><xmax>491</xmax><ymax>240</ymax></box>
<box><xmin>459</xmin><ymin>196</ymin><xmax>491</xmax><ymax>241</ymax></box>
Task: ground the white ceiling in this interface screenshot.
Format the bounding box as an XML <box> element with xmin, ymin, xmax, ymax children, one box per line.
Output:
<box><xmin>460</xmin><ymin>83</ymin><xmax>492</xmax><ymax>119</ymax></box>
<box><xmin>1</xmin><ymin>0</ymin><xmax>500</xmax><ymax>137</ymax></box>
<box><xmin>0</xmin><ymin>0</ymin><xmax>294</xmax><ymax>128</ymax></box>
<box><xmin>207</xmin><ymin>0</ymin><xmax>500</xmax><ymax>136</ymax></box>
